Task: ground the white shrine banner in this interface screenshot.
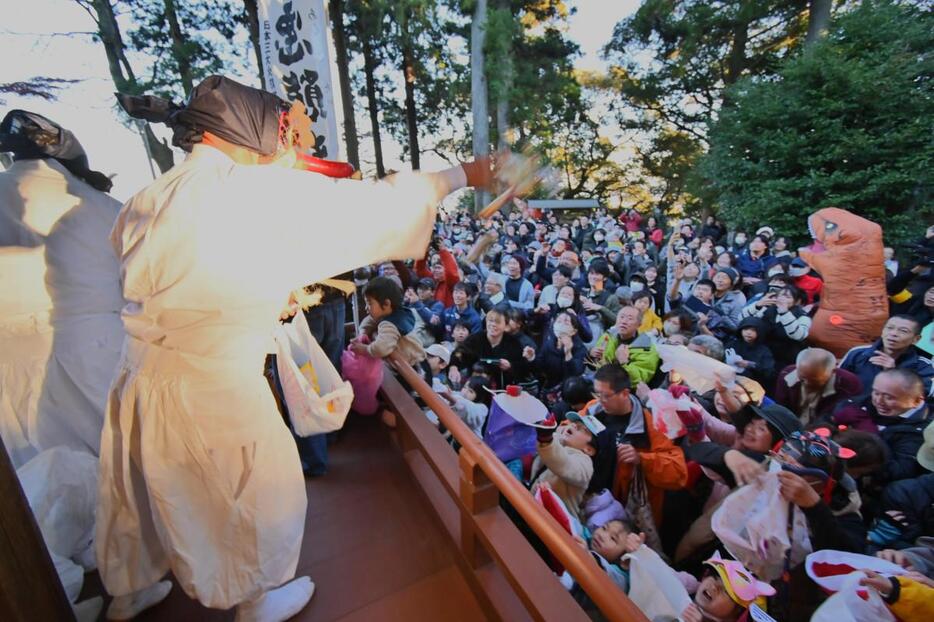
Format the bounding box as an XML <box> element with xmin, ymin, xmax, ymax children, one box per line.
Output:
<box><xmin>258</xmin><ymin>0</ymin><xmax>340</xmax><ymax>159</ymax></box>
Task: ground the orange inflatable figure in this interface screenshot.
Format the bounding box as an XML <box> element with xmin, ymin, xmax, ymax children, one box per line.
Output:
<box><xmin>798</xmin><ymin>207</ymin><xmax>888</xmax><ymax>357</ymax></box>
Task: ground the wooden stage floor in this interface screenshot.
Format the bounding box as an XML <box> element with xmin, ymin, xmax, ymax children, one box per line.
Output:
<box><xmin>80</xmin><ymin>415</ymin><xmax>488</xmax><ymax>621</ymax></box>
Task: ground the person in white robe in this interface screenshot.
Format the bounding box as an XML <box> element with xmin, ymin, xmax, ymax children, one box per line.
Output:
<box><xmin>96</xmin><ymin>76</ymin><xmax>493</xmax><ymax>621</ymax></box>
<box><xmin>0</xmin><ymin>110</ymin><xmax>124</xmax><ymax>468</ymax></box>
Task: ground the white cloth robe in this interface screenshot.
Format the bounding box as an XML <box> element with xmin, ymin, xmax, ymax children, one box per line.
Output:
<box><xmin>0</xmin><ymin>158</ymin><xmax>124</xmax><ymax>467</ymax></box>
<box><xmin>96</xmin><ymin>145</ymin><xmax>460</xmax><ymax>608</ymax></box>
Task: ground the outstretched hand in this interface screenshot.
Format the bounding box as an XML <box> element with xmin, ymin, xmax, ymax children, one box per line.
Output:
<box><xmin>461</xmin><ymin>154</ymin><xmax>495</xmax><ymax>190</ymax></box>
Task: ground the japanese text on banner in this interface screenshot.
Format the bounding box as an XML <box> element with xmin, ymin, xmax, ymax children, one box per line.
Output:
<box><xmin>258</xmin><ymin>0</ymin><xmax>339</xmax><ymax>159</ymax></box>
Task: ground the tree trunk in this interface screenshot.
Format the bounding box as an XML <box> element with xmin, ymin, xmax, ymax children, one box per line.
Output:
<box><xmin>362</xmin><ymin>38</ymin><xmax>386</xmax><ymax>178</ymax></box>
<box><xmin>494</xmin><ymin>0</ymin><xmax>512</xmax><ymax>150</ymax></box>
<box><xmin>805</xmin><ymin>0</ymin><xmax>832</xmax><ymax>46</ymax></box>
<box><xmin>242</xmin><ymin>0</ymin><xmax>266</xmax><ymax>86</ymax></box>
<box><xmin>401</xmin><ymin>42</ymin><xmax>420</xmax><ymax>170</ymax></box>
<box><xmin>90</xmin><ymin>0</ymin><xmax>174</xmax><ymax>172</ymax></box>
<box><xmin>725</xmin><ymin>20</ymin><xmax>748</xmax><ymax>86</ymax></box>
<box><xmin>471</xmin><ymin>0</ymin><xmax>490</xmax><ymax>212</ymax></box>
<box><xmin>163</xmin><ymin>0</ymin><xmax>194</xmax><ymax>96</ymax></box>
<box><xmin>329</xmin><ymin>0</ymin><xmax>359</xmax><ymax>170</ymax></box>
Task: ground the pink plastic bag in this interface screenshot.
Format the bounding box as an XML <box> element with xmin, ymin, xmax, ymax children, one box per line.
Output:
<box><xmin>340</xmin><ymin>338</ymin><xmax>384</xmax><ymax>415</ymax></box>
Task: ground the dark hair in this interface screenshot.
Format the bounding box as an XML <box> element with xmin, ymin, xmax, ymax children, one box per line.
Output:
<box><xmin>594</xmin><ymin>364</ymin><xmax>631</xmax><ymax>393</ymax></box>
<box><xmin>663</xmin><ymin>309</ymin><xmax>694</xmax><ymax>332</ymax></box>
<box><xmin>588</xmin><ymin>260</ymin><xmax>610</xmax><ymax>278</ymax></box>
<box><xmin>452</xmin><ymin>318</ymin><xmax>472</xmax><ymax>332</ymax></box>
<box><xmin>452</xmin><ymin>281</ymin><xmax>469</xmax><ymax>294</ymax></box>
<box><xmin>554</xmin><ymin>310</ymin><xmax>581</xmax><ymax>333</ymax></box>
<box><xmin>470</xmin><ymin>363</ymin><xmax>491</xmax><ymax>378</ymax></box>
<box><xmin>416</xmin><ymin>277</ymin><xmax>437</xmax><ymax>291</ymax></box>
<box><xmin>486</xmin><ymin>305</ymin><xmax>509</xmax><ymax>321</ymax></box>
<box><xmin>504</xmin><ymin>307</ymin><xmax>526</xmax><ymax>325</ymax></box>
<box><xmin>602</xmin><ymin>517</ymin><xmax>635</xmax><ymax>535</ymax></box>
<box><xmin>716</xmin><ymin>251</ymin><xmax>736</xmax><ymax>267</ymax></box>
<box><xmin>364</xmin><ymin>276</ymin><xmax>403</xmax><ymax>311</ymax></box>
<box><xmin>464</xmin><ymin>375</ymin><xmax>493</xmax><ymax>407</ymax></box>
<box><xmin>632</xmin><ymin>290</ymin><xmax>653</xmax><ymax>305</ymax></box>
<box><xmin>629</xmin><ymin>274</ymin><xmax>648</xmax><ymax>286</ymax></box>
<box><xmin>561</xmin><ymin>375</ymin><xmax>594</xmax><ymax>409</ymax></box>
<box><xmin>888</xmin><ymin>314</ymin><xmax>923</xmax><ymax>336</ymax></box>
<box><xmin>779</xmin><ymin>284</ymin><xmax>805</xmax><ymax>306</ymax></box>
<box><xmin>555</xmin><ymin>264</ymin><xmax>574</xmax><ymax>279</ymax></box>
<box><xmin>695</xmin><ymin>278</ymin><xmax>716</xmax><ymax>292</ymax></box>
<box><xmin>832</xmin><ymin>428</ymin><xmax>888</xmax><ymax>473</ymax></box>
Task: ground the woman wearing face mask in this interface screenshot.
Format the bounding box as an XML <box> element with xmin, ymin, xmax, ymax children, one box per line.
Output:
<box><xmin>729</xmin><ymin>231</ymin><xmax>748</xmax><ymax>254</ymax></box>
<box><xmin>532</xmin><ymin>285</ymin><xmax>594</xmax><ymax>343</ymax></box>
<box><xmin>662</xmin><ymin>310</ymin><xmax>695</xmax><ymax>339</ymax></box>
<box><xmin>538</xmin><ymin>311</ymin><xmax>588</xmax><ymax>389</ymax></box>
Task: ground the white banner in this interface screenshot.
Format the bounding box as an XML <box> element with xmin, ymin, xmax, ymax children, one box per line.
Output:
<box><xmin>258</xmin><ymin>0</ymin><xmax>340</xmax><ymax>159</ymax></box>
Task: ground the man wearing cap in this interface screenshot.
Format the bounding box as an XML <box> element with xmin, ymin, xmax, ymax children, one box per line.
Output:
<box><xmin>97</xmin><ymin>75</ymin><xmax>496</xmax><ymax>620</ymax></box>
<box><xmin>530</xmin><ymin>412</ymin><xmax>604</xmax><ymax>521</ymax></box>
<box><xmin>0</xmin><ymin>110</ymin><xmax>125</xmax><ymax>467</ymax></box>
<box><xmin>675</xmin><ymin>403</ymin><xmax>803</xmax><ymax>564</ymax></box>
<box><xmin>774</xmin><ymin>348</ymin><xmax>863</xmax><ymax>427</ymax></box>
<box><xmin>772</xmin><ymin>430</ymin><xmax>867</xmax><ymax>554</ymax></box>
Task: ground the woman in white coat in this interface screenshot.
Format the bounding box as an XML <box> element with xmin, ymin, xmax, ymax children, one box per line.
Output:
<box><xmin>97</xmin><ymin>76</ymin><xmax>493</xmax><ymax>621</ymax></box>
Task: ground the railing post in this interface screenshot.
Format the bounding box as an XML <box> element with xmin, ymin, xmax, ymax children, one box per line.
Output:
<box><xmin>459</xmin><ymin>448</ymin><xmax>498</xmax><ymax>569</ymax></box>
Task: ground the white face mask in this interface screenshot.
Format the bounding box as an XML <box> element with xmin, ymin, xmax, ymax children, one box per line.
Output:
<box><xmin>556</xmin><ymin>296</ymin><xmax>573</xmax><ymax>308</ymax></box>
<box><xmin>735</xmin><ymin>236</ymin><xmax>747</xmax><ymax>246</ymax></box>
<box><xmin>594</xmin><ymin>234</ymin><xmax>605</xmax><ymax>242</ymax></box>
<box><xmin>553</xmin><ymin>323</ymin><xmax>574</xmax><ymax>338</ymax></box>
<box><xmin>664</xmin><ymin>320</ymin><xmax>681</xmax><ymax>336</ymax></box>
<box><xmin>629</xmin><ymin>282</ymin><xmax>645</xmax><ymax>292</ymax></box>
<box><xmin>489</xmin><ymin>291</ymin><xmax>505</xmax><ymax>304</ymax></box>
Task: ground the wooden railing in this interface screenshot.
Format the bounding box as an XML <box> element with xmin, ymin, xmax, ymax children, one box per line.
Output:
<box><xmin>384</xmin><ymin>352</ymin><xmax>649</xmax><ymax>622</ymax></box>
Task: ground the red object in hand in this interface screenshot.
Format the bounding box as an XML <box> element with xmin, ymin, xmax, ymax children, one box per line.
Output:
<box><xmin>668</xmin><ymin>384</ymin><xmax>692</xmax><ymax>399</ymax></box>
<box><xmin>505</xmin><ymin>385</ymin><xmax>522</xmax><ymax>397</ymax></box>
<box><xmin>296</xmin><ymin>152</ymin><xmax>356</xmax><ymax>178</ymax></box>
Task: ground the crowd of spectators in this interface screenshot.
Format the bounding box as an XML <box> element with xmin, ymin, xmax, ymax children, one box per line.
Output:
<box><xmin>346</xmin><ymin>204</ymin><xmax>934</xmax><ymax>620</ymax></box>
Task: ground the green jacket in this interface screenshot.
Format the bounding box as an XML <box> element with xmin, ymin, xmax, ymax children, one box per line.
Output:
<box><xmin>595</xmin><ymin>331</ymin><xmax>660</xmax><ymax>386</ymax></box>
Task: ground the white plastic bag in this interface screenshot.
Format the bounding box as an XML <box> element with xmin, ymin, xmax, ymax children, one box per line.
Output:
<box><xmin>17</xmin><ymin>447</ymin><xmax>99</xmax><ymax>601</ymax></box>
<box><xmin>274</xmin><ymin>311</ymin><xmax>354</xmax><ymax>436</ymax></box>
<box><xmin>811</xmin><ymin>571</ymin><xmax>896</xmax><ymax>622</ymax></box>
<box><xmin>625</xmin><ymin>545</ymin><xmax>692</xmax><ymax>621</ymax></box>
<box><xmin>711</xmin><ymin>462</ymin><xmax>812</xmax><ymax>582</ymax></box>
<box><xmin>656</xmin><ymin>343</ymin><xmax>736</xmax><ymax>394</ymax></box>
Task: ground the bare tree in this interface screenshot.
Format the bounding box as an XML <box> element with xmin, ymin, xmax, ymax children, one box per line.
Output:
<box><xmin>330</xmin><ymin>0</ymin><xmax>360</xmax><ymax>169</ymax></box>
<box><xmin>76</xmin><ymin>0</ymin><xmax>175</xmax><ymax>172</ymax></box>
